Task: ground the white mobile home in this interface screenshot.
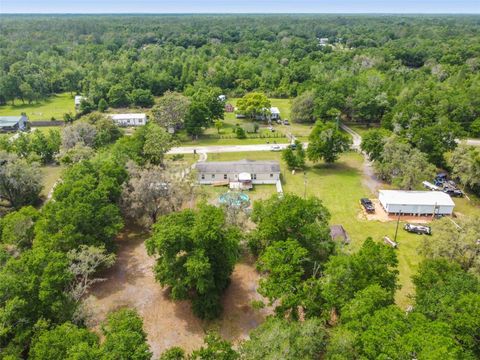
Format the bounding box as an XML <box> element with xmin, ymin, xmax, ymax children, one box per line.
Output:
<box><xmin>108</xmin><ymin>113</ymin><xmax>147</xmax><ymax>127</ymax></box>
<box><xmin>378</xmin><ymin>190</ymin><xmax>455</xmax><ymax>216</ymax></box>
<box><xmin>196</xmin><ymin>160</ymin><xmax>280</xmax><ymax>186</ymax></box>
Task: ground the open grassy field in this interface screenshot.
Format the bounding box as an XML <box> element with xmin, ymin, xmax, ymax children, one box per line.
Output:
<box><xmin>0</xmin><ymin>93</ymin><xmax>75</xmax><ymax>121</ymax></box>
<box><xmin>202</xmin><ymin>150</ymin><xmax>480</xmax><ymax>308</ymax></box>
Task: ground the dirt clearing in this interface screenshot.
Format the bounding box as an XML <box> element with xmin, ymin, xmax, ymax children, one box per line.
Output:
<box><xmin>84</xmin><ymin>227</ymin><xmax>271</xmax><ymax>359</ymax></box>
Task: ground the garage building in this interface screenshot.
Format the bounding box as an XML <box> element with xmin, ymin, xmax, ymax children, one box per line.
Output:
<box><xmin>378</xmin><ymin>190</ymin><xmax>455</xmax><ymax>216</ymax></box>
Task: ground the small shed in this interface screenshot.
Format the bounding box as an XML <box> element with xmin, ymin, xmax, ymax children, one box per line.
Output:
<box><xmin>225</xmin><ymin>103</ymin><xmax>235</xmax><ymax>113</ymax></box>
<box><xmin>269</xmin><ymin>107</ymin><xmax>281</xmax><ymax>120</ymax></box>
<box><xmin>74</xmin><ymin>95</ymin><xmax>86</xmax><ymax>109</ymax></box>
<box><xmin>378</xmin><ymin>190</ymin><xmax>455</xmax><ymax>216</ymax></box>
<box><xmin>330</xmin><ymin>225</ymin><xmax>350</xmax><ymax>244</ymax></box>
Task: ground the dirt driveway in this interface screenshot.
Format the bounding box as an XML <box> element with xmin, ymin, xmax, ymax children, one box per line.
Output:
<box><xmin>84</xmin><ymin>227</ymin><xmax>271</xmax><ymax>359</ymax></box>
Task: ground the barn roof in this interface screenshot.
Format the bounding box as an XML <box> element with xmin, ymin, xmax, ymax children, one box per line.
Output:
<box><xmin>196</xmin><ymin>160</ymin><xmax>280</xmax><ymax>174</ymax></box>
<box><xmin>379</xmin><ymin>190</ymin><xmax>455</xmax><ymax>207</ymax></box>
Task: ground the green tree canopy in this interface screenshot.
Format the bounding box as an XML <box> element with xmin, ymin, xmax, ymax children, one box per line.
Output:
<box><xmin>307</xmin><ymin>121</ymin><xmax>351</xmax><ymax>164</ymax></box>
<box><xmin>146</xmin><ymin>204</ymin><xmax>240</xmax><ymax>319</ymax></box>
<box><xmin>250</xmin><ymin>193</ymin><xmax>333</xmax><ymax>268</ymax></box>
<box><xmin>236</xmin><ymin>93</ymin><xmax>271</xmax><ymax>120</ymax></box>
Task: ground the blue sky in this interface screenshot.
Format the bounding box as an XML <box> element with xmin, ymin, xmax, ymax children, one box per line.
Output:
<box><xmin>1</xmin><ymin>0</ymin><xmax>479</xmax><ymax>14</ymax></box>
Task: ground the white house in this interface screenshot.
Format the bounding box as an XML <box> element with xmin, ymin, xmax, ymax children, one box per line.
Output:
<box><xmin>108</xmin><ymin>113</ymin><xmax>147</xmax><ymax>127</ymax></box>
<box><xmin>378</xmin><ymin>190</ymin><xmax>455</xmax><ymax>216</ymax></box>
<box><xmin>74</xmin><ymin>95</ymin><xmax>86</xmax><ymax>109</ymax></box>
<box><xmin>319</xmin><ymin>38</ymin><xmax>329</xmax><ymax>46</ymax></box>
<box><xmin>253</xmin><ymin>107</ymin><xmax>281</xmax><ymax>121</ymax></box>
<box><xmin>269</xmin><ymin>107</ymin><xmax>281</xmax><ymax>120</ymax></box>
<box><xmin>0</xmin><ymin>115</ymin><xmax>28</xmax><ymax>132</ymax></box>
<box><xmin>196</xmin><ymin>160</ymin><xmax>280</xmax><ymax>187</ymax></box>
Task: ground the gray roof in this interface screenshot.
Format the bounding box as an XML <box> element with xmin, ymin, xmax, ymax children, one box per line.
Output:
<box><xmin>0</xmin><ymin>116</ymin><xmax>25</xmax><ymax>126</ymax></box>
<box><xmin>196</xmin><ymin>159</ymin><xmax>280</xmax><ymax>174</ymax></box>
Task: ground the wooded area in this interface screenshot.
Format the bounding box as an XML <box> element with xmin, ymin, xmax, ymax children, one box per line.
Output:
<box><xmin>1</xmin><ymin>14</ymin><xmax>480</xmax><ymax>360</ymax></box>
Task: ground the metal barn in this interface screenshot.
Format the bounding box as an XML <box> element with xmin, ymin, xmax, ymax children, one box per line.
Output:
<box><xmin>378</xmin><ymin>190</ymin><xmax>455</xmax><ymax>216</ymax></box>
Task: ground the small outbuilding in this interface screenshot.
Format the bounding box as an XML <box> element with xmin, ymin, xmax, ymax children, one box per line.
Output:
<box><xmin>74</xmin><ymin>95</ymin><xmax>86</xmax><ymax>109</ymax></box>
<box><xmin>108</xmin><ymin>113</ymin><xmax>147</xmax><ymax>127</ymax></box>
<box><xmin>0</xmin><ymin>114</ymin><xmax>28</xmax><ymax>132</ymax></box>
<box><xmin>269</xmin><ymin>107</ymin><xmax>281</xmax><ymax>120</ymax></box>
<box><xmin>330</xmin><ymin>225</ymin><xmax>350</xmax><ymax>244</ymax></box>
<box><xmin>378</xmin><ymin>190</ymin><xmax>455</xmax><ymax>216</ymax></box>
<box><xmin>196</xmin><ymin>160</ymin><xmax>280</xmax><ymax>186</ymax></box>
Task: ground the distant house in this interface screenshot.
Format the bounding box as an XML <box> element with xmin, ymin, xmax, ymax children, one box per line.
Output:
<box><xmin>196</xmin><ymin>160</ymin><xmax>281</xmax><ymax>188</ymax></box>
<box><xmin>74</xmin><ymin>95</ymin><xmax>86</xmax><ymax>109</ymax></box>
<box><xmin>319</xmin><ymin>38</ymin><xmax>329</xmax><ymax>46</ymax></box>
<box><xmin>269</xmin><ymin>107</ymin><xmax>281</xmax><ymax>120</ymax></box>
<box><xmin>218</xmin><ymin>95</ymin><xmax>227</xmax><ymax>102</ymax></box>
<box><xmin>250</xmin><ymin>107</ymin><xmax>281</xmax><ymax>121</ymax></box>
<box><xmin>108</xmin><ymin>113</ymin><xmax>147</xmax><ymax>127</ymax></box>
<box><xmin>225</xmin><ymin>103</ymin><xmax>235</xmax><ymax>113</ymax></box>
<box><xmin>0</xmin><ymin>114</ymin><xmax>28</xmax><ymax>132</ymax></box>
<box><xmin>378</xmin><ymin>190</ymin><xmax>455</xmax><ymax>216</ymax></box>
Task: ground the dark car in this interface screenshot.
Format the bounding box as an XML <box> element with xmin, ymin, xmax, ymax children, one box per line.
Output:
<box><xmin>404</xmin><ymin>223</ymin><xmax>432</xmax><ymax>235</ymax></box>
<box><xmin>288</xmin><ymin>143</ymin><xmax>297</xmax><ymax>150</ymax></box>
<box><xmin>360</xmin><ymin>198</ymin><xmax>375</xmax><ymax>213</ymax></box>
<box><xmin>443</xmin><ymin>188</ymin><xmax>463</xmax><ymax>197</ymax></box>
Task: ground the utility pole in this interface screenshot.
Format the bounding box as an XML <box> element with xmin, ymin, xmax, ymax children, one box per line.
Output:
<box><xmin>394</xmin><ymin>209</ymin><xmax>402</xmax><ymax>243</ymax></box>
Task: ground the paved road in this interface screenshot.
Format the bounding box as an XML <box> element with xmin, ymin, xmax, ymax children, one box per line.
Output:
<box><xmin>465</xmin><ymin>138</ymin><xmax>480</xmax><ymax>147</ymax></box>
<box><xmin>168</xmin><ymin>143</ymin><xmax>292</xmax><ymax>155</ymax></box>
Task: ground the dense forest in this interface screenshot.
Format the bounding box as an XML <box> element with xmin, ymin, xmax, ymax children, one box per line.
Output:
<box><xmin>1</xmin><ymin>15</ymin><xmax>480</xmax><ymax>131</ymax></box>
<box><xmin>1</xmin><ymin>15</ymin><xmax>480</xmax><ymax>359</ymax></box>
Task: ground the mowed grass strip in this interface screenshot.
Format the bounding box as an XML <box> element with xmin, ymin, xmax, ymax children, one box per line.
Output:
<box><xmin>0</xmin><ymin>93</ymin><xmax>75</xmax><ymax>121</ymax></box>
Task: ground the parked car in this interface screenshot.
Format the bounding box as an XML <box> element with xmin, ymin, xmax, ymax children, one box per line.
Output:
<box><xmin>404</xmin><ymin>223</ymin><xmax>432</xmax><ymax>235</ymax></box>
<box><xmin>271</xmin><ymin>145</ymin><xmax>281</xmax><ymax>152</ymax></box>
<box><xmin>435</xmin><ymin>173</ymin><xmax>448</xmax><ymax>182</ymax></box>
<box><xmin>283</xmin><ymin>120</ymin><xmax>290</xmax><ymax>125</ymax></box>
<box><xmin>288</xmin><ymin>143</ymin><xmax>297</xmax><ymax>150</ymax></box>
<box><xmin>443</xmin><ymin>188</ymin><xmax>463</xmax><ymax>197</ymax></box>
<box><xmin>276</xmin><ymin>119</ymin><xmax>282</xmax><ymax>124</ymax></box>
<box><xmin>268</xmin><ymin>126</ymin><xmax>275</xmax><ymax>132</ymax></box>
<box><xmin>360</xmin><ymin>198</ymin><xmax>375</xmax><ymax>213</ymax></box>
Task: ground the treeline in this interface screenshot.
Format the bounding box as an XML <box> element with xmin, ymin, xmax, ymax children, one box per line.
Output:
<box><xmin>1</xmin><ymin>15</ymin><xmax>480</xmax><ymax>135</ymax></box>
<box><xmin>0</xmin><ymin>116</ymin><xmax>179</xmax><ymax>358</ymax></box>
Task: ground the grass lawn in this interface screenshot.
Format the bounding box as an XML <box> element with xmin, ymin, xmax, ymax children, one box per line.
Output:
<box><xmin>346</xmin><ymin>123</ymin><xmax>380</xmax><ymax>137</ymax></box>
<box><xmin>0</xmin><ymin>93</ymin><xmax>75</xmax><ymax>121</ymax></box>
<box><xmin>179</xmin><ymin>98</ymin><xmax>313</xmax><ymax>146</ymax></box>
<box><xmin>201</xmin><ymin>150</ymin><xmax>480</xmax><ymax>308</ymax></box>
<box><xmin>40</xmin><ymin>165</ymin><xmax>64</xmax><ymax>198</ymax></box>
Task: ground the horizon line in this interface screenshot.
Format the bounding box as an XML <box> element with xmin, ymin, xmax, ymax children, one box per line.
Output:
<box><xmin>2</xmin><ymin>12</ymin><xmax>480</xmax><ymax>15</ymax></box>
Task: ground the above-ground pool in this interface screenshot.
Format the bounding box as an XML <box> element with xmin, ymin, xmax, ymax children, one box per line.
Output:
<box><xmin>218</xmin><ymin>191</ymin><xmax>250</xmax><ymax>208</ymax></box>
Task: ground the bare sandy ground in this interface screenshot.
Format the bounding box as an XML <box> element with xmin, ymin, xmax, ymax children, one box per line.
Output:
<box><xmin>84</xmin><ymin>228</ymin><xmax>271</xmax><ymax>359</ymax></box>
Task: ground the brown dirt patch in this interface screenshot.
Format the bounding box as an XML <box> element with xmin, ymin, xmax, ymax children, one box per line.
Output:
<box><xmin>84</xmin><ymin>227</ymin><xmax>271</xmax><ymax>359</ymax></box>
